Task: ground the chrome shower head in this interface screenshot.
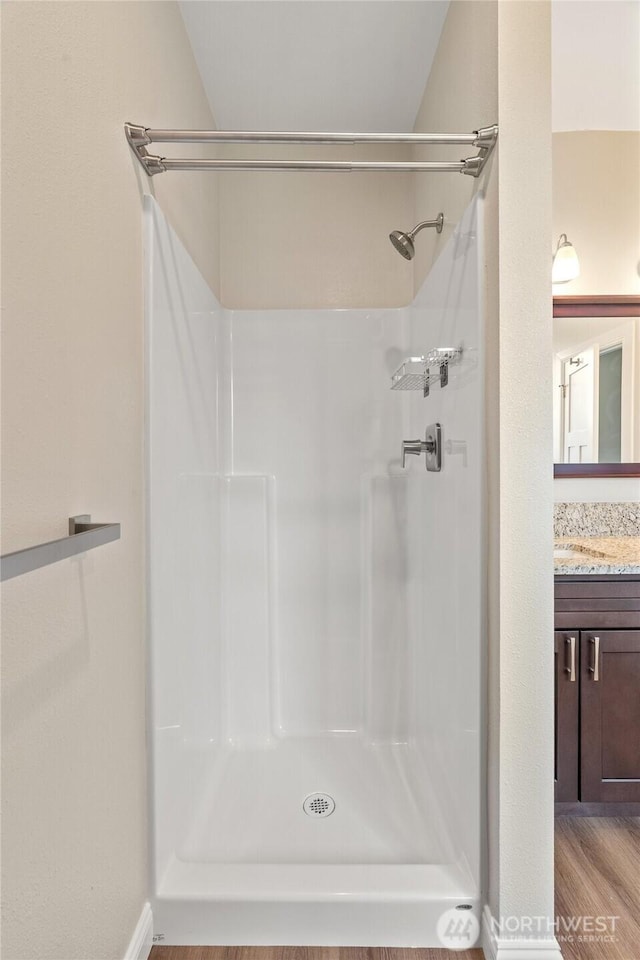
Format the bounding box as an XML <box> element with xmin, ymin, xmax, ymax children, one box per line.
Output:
<box><xmin>389</xmin><ymin>213</ymin><xmax>444</xmax><ymax>260</ymax></box>
<box><xmin>389</xmin><ymin>230</ymin><xmax>415</xmax><ymax>260</ymax></box>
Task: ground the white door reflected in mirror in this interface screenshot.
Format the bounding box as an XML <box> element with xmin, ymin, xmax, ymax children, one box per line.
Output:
<box><xmin>553</xmin><ymin>318</ymin><xmax>638</xmax><ymax>464</ymax></box>
<box><xmin>561</xmin><ymin>347</ymin><xmax>595</xmax><ymax>463</ymax></box>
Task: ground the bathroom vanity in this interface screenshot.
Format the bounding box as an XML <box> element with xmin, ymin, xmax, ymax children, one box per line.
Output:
<box><xmin>554</xmin><ymin>539</ymin><xmax>640</xmax><ymax>814</ymax></box>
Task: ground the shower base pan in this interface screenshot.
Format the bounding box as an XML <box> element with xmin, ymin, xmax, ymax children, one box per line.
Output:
<box><xmin>152</xmin><ymin>737</ymin><xmax>479</xmax><ymax>946</ymax></box>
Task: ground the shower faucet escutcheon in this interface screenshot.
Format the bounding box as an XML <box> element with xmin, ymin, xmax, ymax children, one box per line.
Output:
<box><xmin>401</xmin><ymin>423</ymin><xmax>442</xmax><ymax>472</ymax></box>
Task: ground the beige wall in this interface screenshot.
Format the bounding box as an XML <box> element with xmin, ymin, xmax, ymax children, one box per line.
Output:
<box><xmin>1</xmin><ymin>3</ymin><xmax>219</xmax><ymax>958</ymax></box>
<box><xmin>2</xmin><ymin>1</ymin><xmax>557</xmax><ymax>956</ymax></box>
<box><xmin>411</xmin><ymin>1</ymin><xmax>498</xmax><ymax>295</ymax></box>
<box><xmin>552</xmin><ymin>131</ymin><xmax>640</xmax><ymax>296</ymax></box>
<box><xmin>218</xmin><ymin>146</ymin><xmax>414</xmax><ymax>308</ymax></box>
<box><xmin>216</xmin><ymin>4</ymin><xmax>500</xmax><ymax>309</ymax></box>
<box><xmin>412</xmin><ymin>0</ymin><xmax>555</xmax><ymax>945</ymax></box>
<box><xmin>493</xmin><ymin>0</ymin><xmax>554</xmax><ymax>934</ymax></box>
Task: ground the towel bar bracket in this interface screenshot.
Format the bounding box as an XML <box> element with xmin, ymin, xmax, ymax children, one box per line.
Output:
<box><xmin>69</xmin><ymin>514</ymin><xmax>108</xmax><ymax>535</ymax></box>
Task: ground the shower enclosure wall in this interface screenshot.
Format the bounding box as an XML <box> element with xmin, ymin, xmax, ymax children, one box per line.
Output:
<box><xmin>146</xmin><ymin>194</ymin><xmax>484</xmax><ymax>946</ymax></box>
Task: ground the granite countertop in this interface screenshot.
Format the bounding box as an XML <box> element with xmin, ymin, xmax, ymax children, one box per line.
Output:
<box><xmin>554</xmin><ymin>536</ymin><xmax>640</xmax><ymax>575</ymax></box>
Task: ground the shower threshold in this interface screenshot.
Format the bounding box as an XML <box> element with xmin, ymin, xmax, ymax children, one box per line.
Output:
<box><xmin>154</xmin><ymin>860</ymin><xmax>477</xmax><ymax>946</ymax></box>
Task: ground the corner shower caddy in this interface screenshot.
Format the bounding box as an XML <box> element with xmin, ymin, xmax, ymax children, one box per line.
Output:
<box><xmin>391</xmin><ymin>348</ymin><xmax>462</xmax><ymax>397</ymax></box>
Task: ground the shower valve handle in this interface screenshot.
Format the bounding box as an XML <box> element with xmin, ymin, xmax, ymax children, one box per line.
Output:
<box><xmin>401</xmin><ymin>424</ymin><xmax>442</xmax><ymax>472</ymax></box>
<box><xmin>401</xmin><ymin>439</ymin><xmax>429</xmax><ymax>467</ymax></box>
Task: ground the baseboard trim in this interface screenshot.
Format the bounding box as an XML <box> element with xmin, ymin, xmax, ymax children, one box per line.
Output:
<box><xmin>482</xmin><ymin>905</ymin><xmax>563</xmax><ymax>960</ymax></box>
<box><xmin>124</xmin><ymin>902</ymin><xmax>153</xmax><ymax>960</ymax></box>
<box><xmin>555</xmin><ymin>800</ymin><xmax>640</xmax><ymax>816</ymax></box>
<box><xmin>482</xmin><ymin>905</ymin><xmax>498</xmax><ymax>960</ymax></box>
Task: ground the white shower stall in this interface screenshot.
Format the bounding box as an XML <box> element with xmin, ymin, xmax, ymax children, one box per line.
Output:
<box><xmin>146</xmin><ymin>192</ymin><xmax>484</xmax><ymax>946</ymax></box>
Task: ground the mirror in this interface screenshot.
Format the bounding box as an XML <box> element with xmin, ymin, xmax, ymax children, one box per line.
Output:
<box><xmin>553</xmin><ymin>296</ymin><xmax>640</xmax><ymax>477</ymax></box>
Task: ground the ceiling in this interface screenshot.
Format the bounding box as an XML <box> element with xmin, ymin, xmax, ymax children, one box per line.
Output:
<box><xmin>179</xmin><ymin>1</ymin><xmax>450</xmax><ymax>132</ymax></box>
<box><xmin>552</xmin><ymin>0</ymin><xmax>640</xmax><ymax>131</ymax></box>
<box><xmin>180</xmin><ymin>0</ymin><xmax>639</xmax><ymax>136</ymax></box>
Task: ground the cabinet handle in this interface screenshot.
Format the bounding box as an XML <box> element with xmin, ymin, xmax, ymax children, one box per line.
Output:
<box><xmin>588</xmin><ymin>635</ymin><xmax>600</xmax><ymax>682</ymax></box>
<box><xmin>565</xmin><ymin>635</ymin><xmax>576</xmax><ymax>682</ymax></box>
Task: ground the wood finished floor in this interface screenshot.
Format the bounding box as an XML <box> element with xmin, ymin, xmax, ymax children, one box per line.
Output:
<box><xmin>555</xmin><ymin>817</ymin><xmax>640</xmax><ymax>960</ymax></box>
<box><xmin>149</xmin><ymin>819</ymin><xmax>640</xmax><ymax>960</ymax></box>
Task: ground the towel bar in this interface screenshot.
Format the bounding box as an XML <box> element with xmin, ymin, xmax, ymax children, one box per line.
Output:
<box><xmin>0</xmin><ymin>515</ymin><xmax>120</xmax><ymax>582</ymax></box>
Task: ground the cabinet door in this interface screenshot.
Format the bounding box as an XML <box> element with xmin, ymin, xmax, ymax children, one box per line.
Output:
<box><xmin>581</xmin><ymin>630</ymin><xmax>640</xmax><ymax>802</ymax></box>
<box><xmin>554</xmin><ymin>631</ymin><xmax>579</xmax><ymax>801</ymax></box>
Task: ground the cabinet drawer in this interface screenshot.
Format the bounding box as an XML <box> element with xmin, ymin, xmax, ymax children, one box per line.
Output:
<box><xmin>555</xmin><ymin>598</ymin><xmax>640</xmax><ymax>612</ymax></box>
<box><xmin>555</xmin><ymin>579</ymin><xmax>640</xmax><ymax>629</ymax></box>
<box><xmin>555</xmin><ymin>581</ymin><xmax>640</xmax><ymax>600</ymax></box>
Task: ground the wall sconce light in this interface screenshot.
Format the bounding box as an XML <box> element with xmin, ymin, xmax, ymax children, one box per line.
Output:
<box><xmin>552</xmin><ymin>233</ymin><xmax>580</xmax><ymax>283</ymax></box>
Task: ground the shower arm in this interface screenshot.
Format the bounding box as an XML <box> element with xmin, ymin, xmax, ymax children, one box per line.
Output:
<box><xmin>409</xmin><ymin>215</ymin><xmax>444</xmax><ymax>238</ymax></box>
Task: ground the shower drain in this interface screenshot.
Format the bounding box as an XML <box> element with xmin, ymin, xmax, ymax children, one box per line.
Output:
<box><xmin>303</xmin><ymin>793</ymin><xmax>335</xmax><ymax>818</ymax></box>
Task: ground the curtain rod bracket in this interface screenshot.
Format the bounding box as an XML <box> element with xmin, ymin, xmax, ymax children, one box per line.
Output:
<box><xmin>125</xmin><ymin>122</ymin><xmax>167</xmax><ymax>175</ymax></box>
<box><xmin>124</xmin><ymin>122</ymin><xmax>151</xmax><ymax>149</ymax></box>
<box><xmin>473</xmin><ymin>124</ymin><xmax>498</xmax><ymax>149</ymax></box>
<box><xmin>140</xmin><ymin>152</ymin><xmax>167</xmax><ymax>176</ymax></box>
<box><xmin>461</xmin><ymin>156</ymin><xmax>484</xmax><ymax>177</ymax></box>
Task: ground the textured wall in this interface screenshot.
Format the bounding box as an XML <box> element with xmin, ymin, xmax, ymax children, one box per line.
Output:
<box><xmin>0</xmin><ymin>4</ymin><xmax>219</xmax><ymax>958</ymax></box>
<box><xmin>412</xmin><ymin>0</ymin><xmax>556</xmax><ymax>947</ymax></box>
<box><xmin>411</xmin><ymin>1</ymin><xmax>499</xmax><ymax>296</ymax></box>
<box><xmin>218</xmin><ymin>145</ymin><xmax>414</xmax><ymax>309</ymax></box>
<box><xmin>493</xmin><ymin>0</ymin><xmax>555</xmax><ymax>940</ymax></box>
<box><xmin>552</xmin><ymin>132</ymin><xmax>640</xmax><ymax>296</ymax></box>
<box><xmin>553</xmin><ymin>477</ymin><xmax>640</xmax><ymax>503</ymax></box>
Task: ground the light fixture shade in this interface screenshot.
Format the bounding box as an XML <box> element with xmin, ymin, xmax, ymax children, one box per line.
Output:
<box><xmin>552</xmin><ymin>233</ymin><xmax>580</xmax><ymax>283</ymax></box>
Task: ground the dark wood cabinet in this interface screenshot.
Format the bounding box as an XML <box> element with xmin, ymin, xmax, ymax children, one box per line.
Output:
<box><xmin>580</xmin><ymin>630</ymin><xmax>640</xmax><ymax>802</ymax></box>
<box><xmin>554</xmin><ymin>577</ymin><xmax>640</xmax><ymax>813</ymax></box>
<box><xmin>554</xmin><ymin>631</ymin><xmax>579</xmax><ymax>801</ymax></box>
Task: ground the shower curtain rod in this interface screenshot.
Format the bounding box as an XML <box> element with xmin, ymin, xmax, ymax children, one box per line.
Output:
<box><xmin>135</xmin><ymin>126</ymin><xmax>497</xmax><ymax>145</ymax></box>
<box><xmin>124</xmin><ymin>123</ymin><xmax>498</xmax><ymax>178</ymax></box>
